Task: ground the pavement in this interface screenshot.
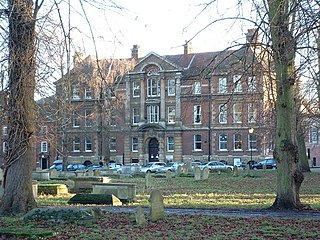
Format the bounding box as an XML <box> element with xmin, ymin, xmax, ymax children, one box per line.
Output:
<box><xmin>99</xmin><ymin>206</ymin><xmax>320</xmax><ymax>220</ymax></box>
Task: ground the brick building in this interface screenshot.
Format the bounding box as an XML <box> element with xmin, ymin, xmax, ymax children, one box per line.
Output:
<box><xmin>51</xmin><ymin>29</ymin><xmax>275</xmax><ymax>167</ymax></box>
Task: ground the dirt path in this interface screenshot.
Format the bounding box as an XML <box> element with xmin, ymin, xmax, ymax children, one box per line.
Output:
<box><xmin>99</xmin><ymin>206</ymin><xmax>320</xmax><ymax>220</ymax></box>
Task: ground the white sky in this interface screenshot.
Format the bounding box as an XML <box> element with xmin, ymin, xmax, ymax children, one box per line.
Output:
<box><xmin>67</xmin><ymin>0</ymin><xmax>257</xmax><ymax>59</ymax></box>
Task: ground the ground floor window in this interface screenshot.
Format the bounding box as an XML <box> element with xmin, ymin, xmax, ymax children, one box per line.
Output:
<box><xmin>194</xmin><ymin>134</ymin><xmax>202</xmax><ymax>151</ymax></box>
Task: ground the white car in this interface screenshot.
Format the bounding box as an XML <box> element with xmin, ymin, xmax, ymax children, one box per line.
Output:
<box><xmin>140</xmin><ymin>162</ymin><xmax>167</xmax><ymax>173</ymax></box>
<box><xmin>200</xmin><ymin>161</ymin><xmax>234</xmax><ymax>171</ymax></box>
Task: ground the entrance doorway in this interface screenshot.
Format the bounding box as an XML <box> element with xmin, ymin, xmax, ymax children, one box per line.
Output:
<box><xmin>41</xmin><ymin>156</ymin><xmax>49</xmax><ymax>169</ymax></box>
<box><xmin>148</xmin><ymin>138</ymin><xmax>159</xmax><ymax>162</ymax></box>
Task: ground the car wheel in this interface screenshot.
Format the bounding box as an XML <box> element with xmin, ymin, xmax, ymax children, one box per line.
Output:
<box><xmin>227</xmin><ymin>168</ymin><xmax>232</xmax><ymax>172</ymax></box>
<box><xmin>146</xmin><ymin>170</ymin><xmax>151</xmax><ymax>174</ymax></box>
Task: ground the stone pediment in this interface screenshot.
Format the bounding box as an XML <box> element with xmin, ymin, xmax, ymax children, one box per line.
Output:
<box><xmin>137</xmin><ymin>123</ymin><xmax>165</xmax><ymax>132</ymax></box>
<box><xmin>131</xmin><ymin>52</ymin><xmax>183</xmax><ymax>73</ymax></box>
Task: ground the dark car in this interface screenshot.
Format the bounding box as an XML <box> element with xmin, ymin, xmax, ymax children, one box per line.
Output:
<box><xmin>251</xmin><ymin>159</ymin><xmax>277</xmax><ymax>170</ymax></box>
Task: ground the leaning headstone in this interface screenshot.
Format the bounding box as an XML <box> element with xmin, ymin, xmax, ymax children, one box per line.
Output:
<box><xmin>149</xmin><ymin>190</ymin><xmax>164</xmax><ymax>222</ymax></box>
<box><xmin>177</xmin><ymin>165</ymin><xmax>183</xmax><ymax>174</ymax></box>
<box><xmin>145</xmin><ymin>173</ymin><xmax>152</xmax><ymax>188</ymax></box>
<box><xmin>166</xmin><ymin>171</ymin><xmax>172</xmax><ymax>179</ymax></box>
<box><xmin>194</xmin><ymin>165</ymin><xmax>201</xmax><ymax>180</ymax></box>
<box><xmin>135</xmin><ymin>206</ymin><xmax>147</xmax><ymax>225</ymax></box>
<box><xmin>202</xmin><ymin>167</ymin><xmax>209</xmax><ymax>180</ymax></box>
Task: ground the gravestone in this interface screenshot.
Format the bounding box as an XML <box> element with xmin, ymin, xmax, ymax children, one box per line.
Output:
<box><xmin>149</xmin><ymin>190</ymin><xmax>164</xmax><ymax>222</ymax></box>
<box><xmin>166</xmin><ymin>171</ymin><xmax>172</xmax><ymax>179</ymax></box>
<box><xmin>233</xmin><ymin>166</ymin><xmax>239</xmax><ymax>177</ymax></box>
<box><xmin>186</xmin><ymin>162</ymin><xmax>192</xmax><ymax>172</ymax></box>
<box><xmin>145</xmin><ymin>173</ymin><xmax>152</xmax><ymax>188</ymax></box>
<box><xmin>194</xmin><ymin>165</ymin><xmax>201</xmax><ymax>180</ymax></box>
<box><xmin>202</xmin><ymin>167</ymin><xmax>209</xmax><ymax>180</ymax></box>
<box><xmin>94</xmin><ymin>169</ymin><xmax>101</xmax><ymax>176</ymax></box>
<box><xmin>135</xmin><ymin>206</ymin><xmax>147</xmax><ymax>225</ymax></box>
<box><xmin>177</xmin><ymin>165</ymin><xmax>183</xmax><ymax>174</ymax></box>
<box><xmin>0</xmin><ymin>167</ymin><xmax>3</xmax><ymax>185</ymax></box>
<box><xmin>87</xmin><ymin>169</ymin><xmax>94</xmax><ymax>176</ymax></box>
<box><xmin>49</xmin><ymin>169</ymin><xmax>60</xmax><ymax>179</ymax></box>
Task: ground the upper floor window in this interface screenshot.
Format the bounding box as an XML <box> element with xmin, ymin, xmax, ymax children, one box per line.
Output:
<box><xmin>247</xmin><ymin>76</ymin><xmax>256</xmax><ymax>92</ymax></box>
<box><xmin>168</xmin><ymin>79</ymin><xmax>175</xmax><ymax>96</ymax></box>
<box><xmin>194</xmin><ymin>105</ymin><xmax>202</xmax><ymax>124</ymax></box>
<box><xmin>2</xmin><ymin>126</ymin><xmax>7</xmax><ymax>136</ymax></box>
<box><xmin>73</xmin><ymin>137</ymin><xmax>80</xmax><ymax>152</ymax></box>
<box><xmin>248</xmin><ymin>134</ymin><xmax>257</xmax><ymax>150</ymax></box>
<box><xmin>233</xmin><ymin>103</ymin><xmax>242</xmax><ymax>123</ymax></box>
<box><xmin>218</xmin><ymin>77</ymin><xmax>227</xmax><ymax>93</ymax></box>
<box><xmin>85</xmin><ymin>137</ymin><xmax>92</xmax><ymax>152</ymax></box>
<box><xmin>311</xmin><ymin>128</ymin><xmax>318</xmax><ymax>143</ymax></box>
<box><xmin>233</xmin><ymin>75</ymin><xmax>242</xmax><ymax>92</ymax></box>
<box><xmin>73</xmin><ymin>112</ymin><xmax>80</xmax><ymax>127</ymax></box>
<box><xmin>133</xmin><ymin>82</ymin><xmax>140</xmax><ymax>97</ymax></box>
<box><xmin>168</xmin><ymin>106</ymin><xmax>175</xmax><ymax>124</ymax></box>
<box><xmin>147</xmin><ymin>105</ymin><xmax>159</xmax><ymax>123</ymax></box>
<box><xmin>132</xmin><ymin>108</ymin><xmax>140</xmax><ymax>125</ymax></box>
<box><xmin>193</xmin><ymin>81</ymin><xmax>201</xmax><ymax>94</ymax></box>
<box><xmin>247</xmin><ymin>103</ymin><xmax>257</xmax><ymax>123</ymax></box>
<box><xmin>85</xmin><ymin>109</ymin><xmax>93</xmax><ymax>127</ymax></box>
<box><xmin>219</xmin><ymin>134</ymin><xmax>228</xmax><ymax>151</ymax></box>
<box><xmin>167</xmin><ymin>136</ymin><xmax>174</xmax><ymax>152</ymax></box>
<box><xmin>85</xmin><ymin>87</ymin><xmax>92</xmax><ymax>99</ymax></box>
<box><xmin>110</xmin><ymin>137</ymin><xmax>116</xmax><ymax>152</ymax></box>
<box><xmin>147</xmin><ymin>78</ymin><xmax>160</xmax><ymax>97</ymax></box>
<box><xmin>194</xmin><ymin>134</ymin><xmax>202</xmax><ymax>151</ymax></box>
<box><xmin>219</xmin><ymin>104</ymin><xmax>227</xmax><ymax>124</ymax></box>
<box><xmin>41</xmin><ymin>126</ymin><xmax>48</xmax><ymax>135</ymax></box>
<box><xmin>3</xmin><ymin>141</ymin><xmax>8</xmax><ymax>153</ymax></box>
<box><xmin>233</xmin><ymin>133</ymin><xmax>242</xmax><ymax>150</ymax></box>
<box><xmin>72</xmin><ymin>85</ymin><xmax>80</xmax><ymax>100</ymax></box>
<box><xmin>132</xmin><ymin>137</ymin><xmax>138</xmax><ymax>152</ymax></box>
<box><xmin>41</xmin><ymin>141</ymin><xmax>48</xmax><ymax>152</ymax></box>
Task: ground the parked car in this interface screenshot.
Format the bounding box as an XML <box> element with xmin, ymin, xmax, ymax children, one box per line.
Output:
<box><xmin>155</xmin><ymin>162</ymin><xmax>185</xmax><ymax>173</ymax></box>
<box><xmin>251</xmin><ymin>159</ymin><xmax>277</xmax><ymax>170</ymax></box>
<box><xmin>117</xmin><ymin>163</ymin><xmax>141</xmax><ymax>174</ymax></box>
<box><xmin>140</xmin><ymin>162</ymin><xmax>167</xmax><ymax>173</ymax></box>
<box><xmin>66</xmin><ymin>164</ymin><xmax>87</xmax><ymax>171</ymax></box>
<box><xmin>108</xmin><ymin>162</ymin><xmax>122</xmax><ymax>170</ymax></box>
<box><xmin>86</xmin><ymin>163</ymin><xmax>103</xmax><ymax>171</ymax></box>
<box><xmin>49</xmin><ymin>159</ymin><xmax>63</xmax><ymax>171</ymax></box>
<box><xmin>200</xmin><ymin>161</ymin><xmax>234</xmax><ymax>172</ymax></box>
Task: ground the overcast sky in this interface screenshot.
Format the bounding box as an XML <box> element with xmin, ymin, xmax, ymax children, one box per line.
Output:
<box><xmin>64</xmin><ymin>0</ymin><xmax>256</xmax><ymax>58</ymax></box>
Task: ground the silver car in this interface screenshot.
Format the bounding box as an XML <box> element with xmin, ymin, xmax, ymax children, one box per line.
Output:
<box><xmin>140</xmin><ymin>162</ymin><xmax>167</xmax><ymax>173</ymax></box>
<box><xmin>200</xmin><ymin>161</ymin><xmax>234</xmax><ymax>171</ymax></box>
<box><xmin>155</xmin><ymin>162</ymin><xmax>185</xmax><ymax>173</ymax></box>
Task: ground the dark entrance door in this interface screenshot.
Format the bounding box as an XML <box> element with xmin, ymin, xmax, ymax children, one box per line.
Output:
<box><xmin>148</xmin><ymin>138</ymin><xmax>159</xmax><ymax>162</ymax></box>
<box><xmin>41</xmin><ymin>156</ymin><xmax>48</xmax><ymax>169</ymax></box>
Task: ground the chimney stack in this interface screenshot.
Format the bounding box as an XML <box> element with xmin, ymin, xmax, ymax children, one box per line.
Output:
<box><xmin>246</xmin><ymin>29</ymin><xmax>260</xmax><ymax>44</ymax></box>
<box><xmin>184</xmin><ymin>41</ymin><xmax>192</xmax><ymax>55</ymax></box>
<box><xmin>131</xmin><ymin>44</ymin><xmax>139</xmax><ymax>60</ymax></box>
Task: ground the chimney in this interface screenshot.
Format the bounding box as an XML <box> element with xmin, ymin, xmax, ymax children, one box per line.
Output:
<box><xmin>131</xmin><ymin>44</ymin><xmax>139</xmax><ymax>60</ymax></box>
<box><xmin>73</xmin><ymin>52</ymin><xmax>83</xmax><ymax>66</ymax></box>
<box><xmin>184</xmin><ymin>41</ymin><xmax>192</xmax><ymax>55</ymax></box>
<box><xmin>246</xmin><ymin>29</ymin><xmax>260</xmax><ymax>44</ymax></box>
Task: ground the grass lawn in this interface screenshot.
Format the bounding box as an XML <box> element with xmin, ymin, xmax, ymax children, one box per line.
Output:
<box><xmin>1</xmin><ymin>170</ymin><xmax>320</xmax><ymax>239</ymax></box>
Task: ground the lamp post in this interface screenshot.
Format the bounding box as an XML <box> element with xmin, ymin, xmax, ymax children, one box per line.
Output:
<box><xmin>248</xmin><ymin>128</ymin><xmax>254</xmax><ymax>163</ymax></box>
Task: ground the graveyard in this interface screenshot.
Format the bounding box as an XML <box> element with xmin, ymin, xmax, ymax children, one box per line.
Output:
<box><xmin>1</xmin><ymin>168</ymin><xmax>320</xmax><ymax>239</ymax></box>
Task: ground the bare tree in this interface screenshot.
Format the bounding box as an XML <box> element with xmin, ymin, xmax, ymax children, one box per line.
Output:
<box><xmin>0</xmin><ymin>0</ymin><xmax>43</xmax><ymax>215</ymax></box>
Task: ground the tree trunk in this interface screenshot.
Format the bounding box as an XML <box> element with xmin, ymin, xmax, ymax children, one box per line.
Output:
<box><xmin>0</xmin><ymin>0</ymin><xmax>37</xmax><ymax>215</ymax></box>
<box><xmin>268</xmin><ymin>0</ymin><xmax>304</xmax><ymax>209</ymax></box>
